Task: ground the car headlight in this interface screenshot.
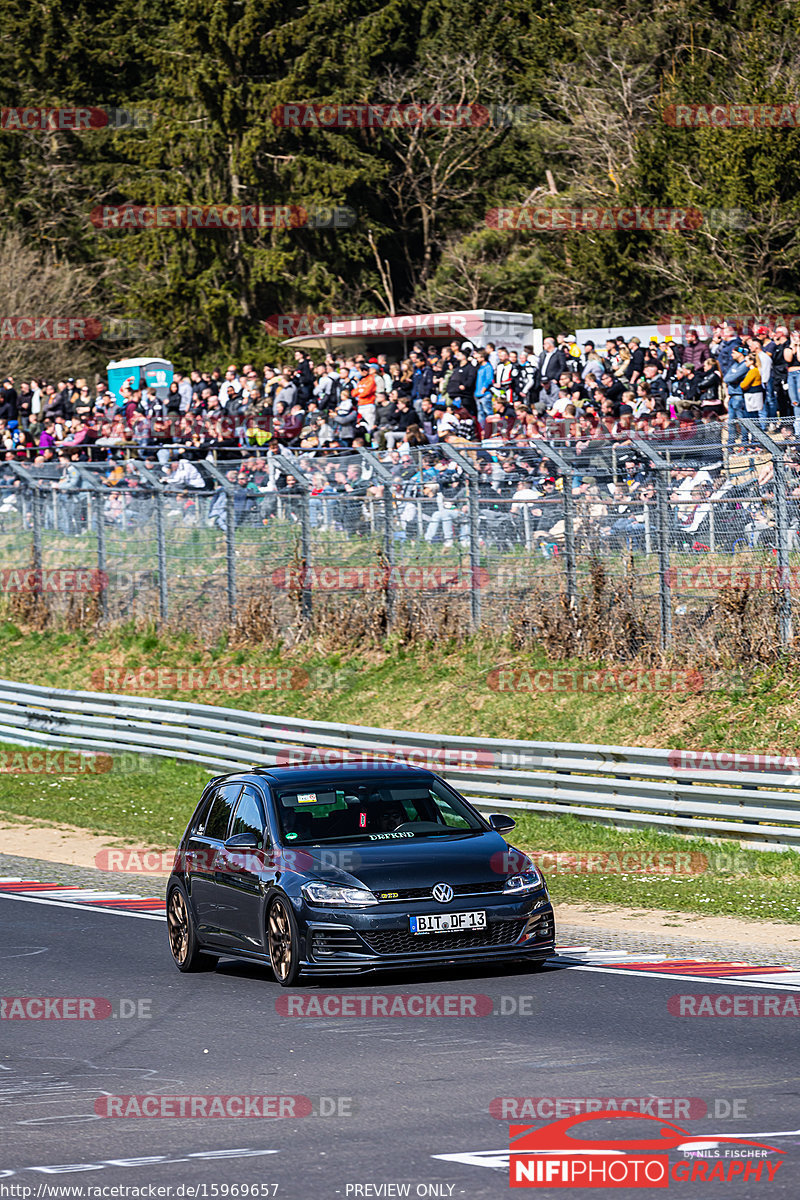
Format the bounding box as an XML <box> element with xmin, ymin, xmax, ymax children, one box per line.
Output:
<box><xmin>503</xmin><ymin>869</ymin><xmax>545</xmax><ymax>894</ymax></box>
<box><xmin>302</xmin><ymin>881</ymin><xmax>379</xmax><ymax>907</ymax></box>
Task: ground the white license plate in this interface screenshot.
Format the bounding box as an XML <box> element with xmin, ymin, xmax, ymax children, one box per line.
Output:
<box><xmin>410</xmin><ymin>911</ymin><xmax>487</xmax><ymax>934</ymax></box>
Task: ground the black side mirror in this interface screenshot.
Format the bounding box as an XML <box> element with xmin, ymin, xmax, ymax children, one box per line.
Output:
<box><xmin>225</xmin><ymin>831</ymin><xmax>261</xmax><ymax>850</ymax></box>
<box><xmin>488</xmin><ymin>813</ymin><xmax>516</xmax><ymax>833</ymax></box>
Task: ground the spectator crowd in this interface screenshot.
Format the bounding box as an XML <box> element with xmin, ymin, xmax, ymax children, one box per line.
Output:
<box><xmin>2</xmin><ymin>321</ymin><xmax>799</xmax><ymax>475</ymax></box>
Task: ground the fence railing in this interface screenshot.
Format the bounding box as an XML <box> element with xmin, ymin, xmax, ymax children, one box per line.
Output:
<box><xmin>1</xmin><ymin>677</ymin><xmax>798</xmax><ymax>848</ymax></box>
<box><xmin>1</xmin><ymin>425</ymin><xmax>797</xmax><ymax>651</ymax></box>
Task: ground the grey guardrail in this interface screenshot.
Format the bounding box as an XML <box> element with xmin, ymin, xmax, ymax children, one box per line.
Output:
<box><xmin>0</xmin><ymin>678</ymin><xmax>798</xmax><ymax>848</ymax></box>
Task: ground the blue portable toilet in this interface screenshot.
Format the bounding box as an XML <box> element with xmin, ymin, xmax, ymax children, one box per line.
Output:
<box><xmin>106</xmin><ymin>357</ymin><xmax>173</xmax><ymax>403</ymax></box>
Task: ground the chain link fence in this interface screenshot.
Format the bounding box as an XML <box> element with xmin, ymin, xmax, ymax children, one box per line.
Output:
<box><xmin>0</xmin><ymin>421</ymin><xmax>796</xmax><ymax>657</ymax></box>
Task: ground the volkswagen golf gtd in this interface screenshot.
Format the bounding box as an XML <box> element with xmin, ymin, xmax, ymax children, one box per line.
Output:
<box><xmin>166</xmin><ymin>764</ymin><xmax>555</xmax><ymax>985</ymax></box>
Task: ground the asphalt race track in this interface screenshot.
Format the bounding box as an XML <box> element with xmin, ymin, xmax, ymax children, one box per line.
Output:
<box><xmin>1</xmin><ymin>892</ymin><xmax>799</xmax><ymax>1198</ymax></box>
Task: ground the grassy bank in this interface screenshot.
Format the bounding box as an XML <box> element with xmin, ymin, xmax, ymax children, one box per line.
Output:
<box><xmin>1</xmin><ymin>618</ymin><xmax>799</xmax><ymax>752</ymax></box>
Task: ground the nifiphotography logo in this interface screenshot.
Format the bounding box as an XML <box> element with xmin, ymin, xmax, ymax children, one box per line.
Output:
<box><xmin>508</xmin><ymin>1110</ymin><xmax>783</xmax><ymax>1187</ymax></box>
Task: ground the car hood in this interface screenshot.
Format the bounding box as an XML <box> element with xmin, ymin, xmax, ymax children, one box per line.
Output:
<box><xmin>282</xmin><ymin>831</ymin><xmax>528</xmax><ymax>890</ymax></box>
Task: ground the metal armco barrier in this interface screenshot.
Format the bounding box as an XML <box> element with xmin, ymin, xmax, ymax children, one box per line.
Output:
<box><xmin>0</xmin><ymin>677</ymin><xmax>799</xmax><ymax>848</ymax></box>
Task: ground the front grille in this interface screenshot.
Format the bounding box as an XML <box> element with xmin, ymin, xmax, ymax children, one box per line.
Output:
<box><xmin>363</xmin><ymin>919</ymin><xmax>524</xmax><ymax>955</ymax></box>
<box><xmin>375</xmin><ymin>881</ymin><xmax>505</xmax><ymax>902</ymax></box>
<box><xmin>309</xmin><ymin>930</ymin><xmax>365</xmax><ymax>958</ymax></box>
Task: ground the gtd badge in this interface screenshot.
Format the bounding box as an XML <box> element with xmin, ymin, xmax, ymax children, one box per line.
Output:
<box><xmin>432</xmin><ymin>883</ymin><xmax>453</xmax><ymax>903</ymax></box>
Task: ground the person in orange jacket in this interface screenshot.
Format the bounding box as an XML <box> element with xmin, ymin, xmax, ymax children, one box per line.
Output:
<box><xmin>353</xmin><ymin>365</ymin><xmax>377</xmax><ymax>429</ymax></box>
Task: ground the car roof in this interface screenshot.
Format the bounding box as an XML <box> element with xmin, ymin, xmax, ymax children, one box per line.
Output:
<box><xmin>217</xmin><ymin>764</ymin><xmax>437</xmax><ymax>788</ymax></box>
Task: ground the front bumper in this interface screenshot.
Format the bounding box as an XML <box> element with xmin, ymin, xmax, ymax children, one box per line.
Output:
<box><xmin>297</xmin><ymin>890</ymin><xmax>555</xmax><ymax>975</ymax></box>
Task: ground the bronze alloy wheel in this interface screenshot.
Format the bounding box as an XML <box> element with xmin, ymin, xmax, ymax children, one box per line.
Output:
<box><xmin>167</xmin><ymin>884</ymin><xmax>218</xmax><ymax>972</ymax></box>
<box><xmin>168</xmin><ymin>887</ymin><xmax>189</xmax><ymax>965</ymax></box>
<box><xmin>267</xmin><ymin>895</ymin><xmax>300</xmax><ymax>986</ymax></box>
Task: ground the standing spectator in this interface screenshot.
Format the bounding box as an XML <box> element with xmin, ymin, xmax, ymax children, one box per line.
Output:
<box><xmin>274</xmin><ymin>370</ymin><xmax>297</xmax><ymax>413</ymax></box>
<box><xmin>474</xmin><ymin>351</ymin><xmax>494</xmax><ymax>424</ymax></box>
<box><xmin>749</xmin><ymin>336</ymin><xmax>775</xmax><ymax>428</ymax></box>
<box><xmin>292</xmin><ymin>350</ymin><xmax>314</xmax><ymax>404</ymax></box>
<box><xmin>410</xmin><ymin>353</ymin><xmax>433</xmax><ymax>405</ymax></box>
<box><xmin>716</xmin><ymin>323</ymin><xmax>743</xmax><ymax>379</ymax></box>
<box><xmin>772</xmin><ymin>326</ymin><xmax>791</xmax><ymax>419</ymax></box>
<box><xmin>624</xmin><ymin>338</ymin><xmax>646</xmax><ymax>386</ymax></box>
<box><xmin>537</xmin><ymin>337</ymin><xmax>567</xmax><ymax>386</ymax></box>
<box><xmin>696</xmin><ymin>358</ymin><xmax>723</xmax><ymax>417</ymax></box>
<box><xmin>784</xmin><ymin>331</ymin><xmax>800</xmax><ymax>435</ymax></box>
<box><xmin>494</xmin><ymin>347</ymin><xmax>513</xmax><ymax>405</ymax></box>
<box><xmin>740</xmin><ymin>352</ymin><xmax>764</xmax><ymax>427</ymax></box>
<box><xmin>681</xmin><ymin>329</ymin><xmax>709</xmax><ymax>370</ymax></box>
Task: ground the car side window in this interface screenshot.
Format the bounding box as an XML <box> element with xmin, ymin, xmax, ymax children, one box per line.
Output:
<box><xmin>189</xmin><ymin>789</ymin><xmax>216</xmax><ymax>836</ymax></box>
<box><xmin>203</xmin><ymin>783</ymin><xmax>243</xmax><ymax>841</ymax></box>
<box><xmin>230</xmin><ymin>786</ymin><xmax>267</xmax><ymax>846</ymax></box>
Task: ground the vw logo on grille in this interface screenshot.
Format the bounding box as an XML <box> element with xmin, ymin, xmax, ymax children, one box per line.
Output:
<box><xmin>432</xmin><ymin>883</ymin><xmax>454</xmax><ymax>904</ymax></box>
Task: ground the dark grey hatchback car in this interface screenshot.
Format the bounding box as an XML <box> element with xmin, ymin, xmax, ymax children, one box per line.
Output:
<box><xmin>167</xmin><ymin>764</ymin><xmax>555</xmax><ymax>985</ymax></box>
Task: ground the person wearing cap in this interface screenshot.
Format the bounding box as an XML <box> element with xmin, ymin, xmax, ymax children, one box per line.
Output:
<box><xmin>353</xmin><ymin>365</ymin><xmax>377</xmax><ymax>429</ymax></box>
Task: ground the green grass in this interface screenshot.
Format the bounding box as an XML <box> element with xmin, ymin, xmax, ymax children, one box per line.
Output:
<box><xmin>1</xmin><ymin>616</ymin><xmax>799</xmax><ymax>752</ymax></box>
<box><xmin>0</xmin><ymin>745</ymin><xmax>209</xmax><ymax>845</ymax></box>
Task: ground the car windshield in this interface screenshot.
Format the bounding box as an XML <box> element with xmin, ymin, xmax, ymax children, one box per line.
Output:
<box><xmin>273</xmin><ymin>778</ymin><xmax>485</xmax><ymax>845</ymax></box>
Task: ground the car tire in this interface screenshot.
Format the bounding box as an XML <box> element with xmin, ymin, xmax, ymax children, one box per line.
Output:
<box><xmin>167</xmin><ymin>883</ymin><xmax>219</xmax><ymax>973</ymax></box>
<box><xmin>266</xmin><ymin>894</ymin><xmax>301</xmax><ymax>987</ymax></box>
